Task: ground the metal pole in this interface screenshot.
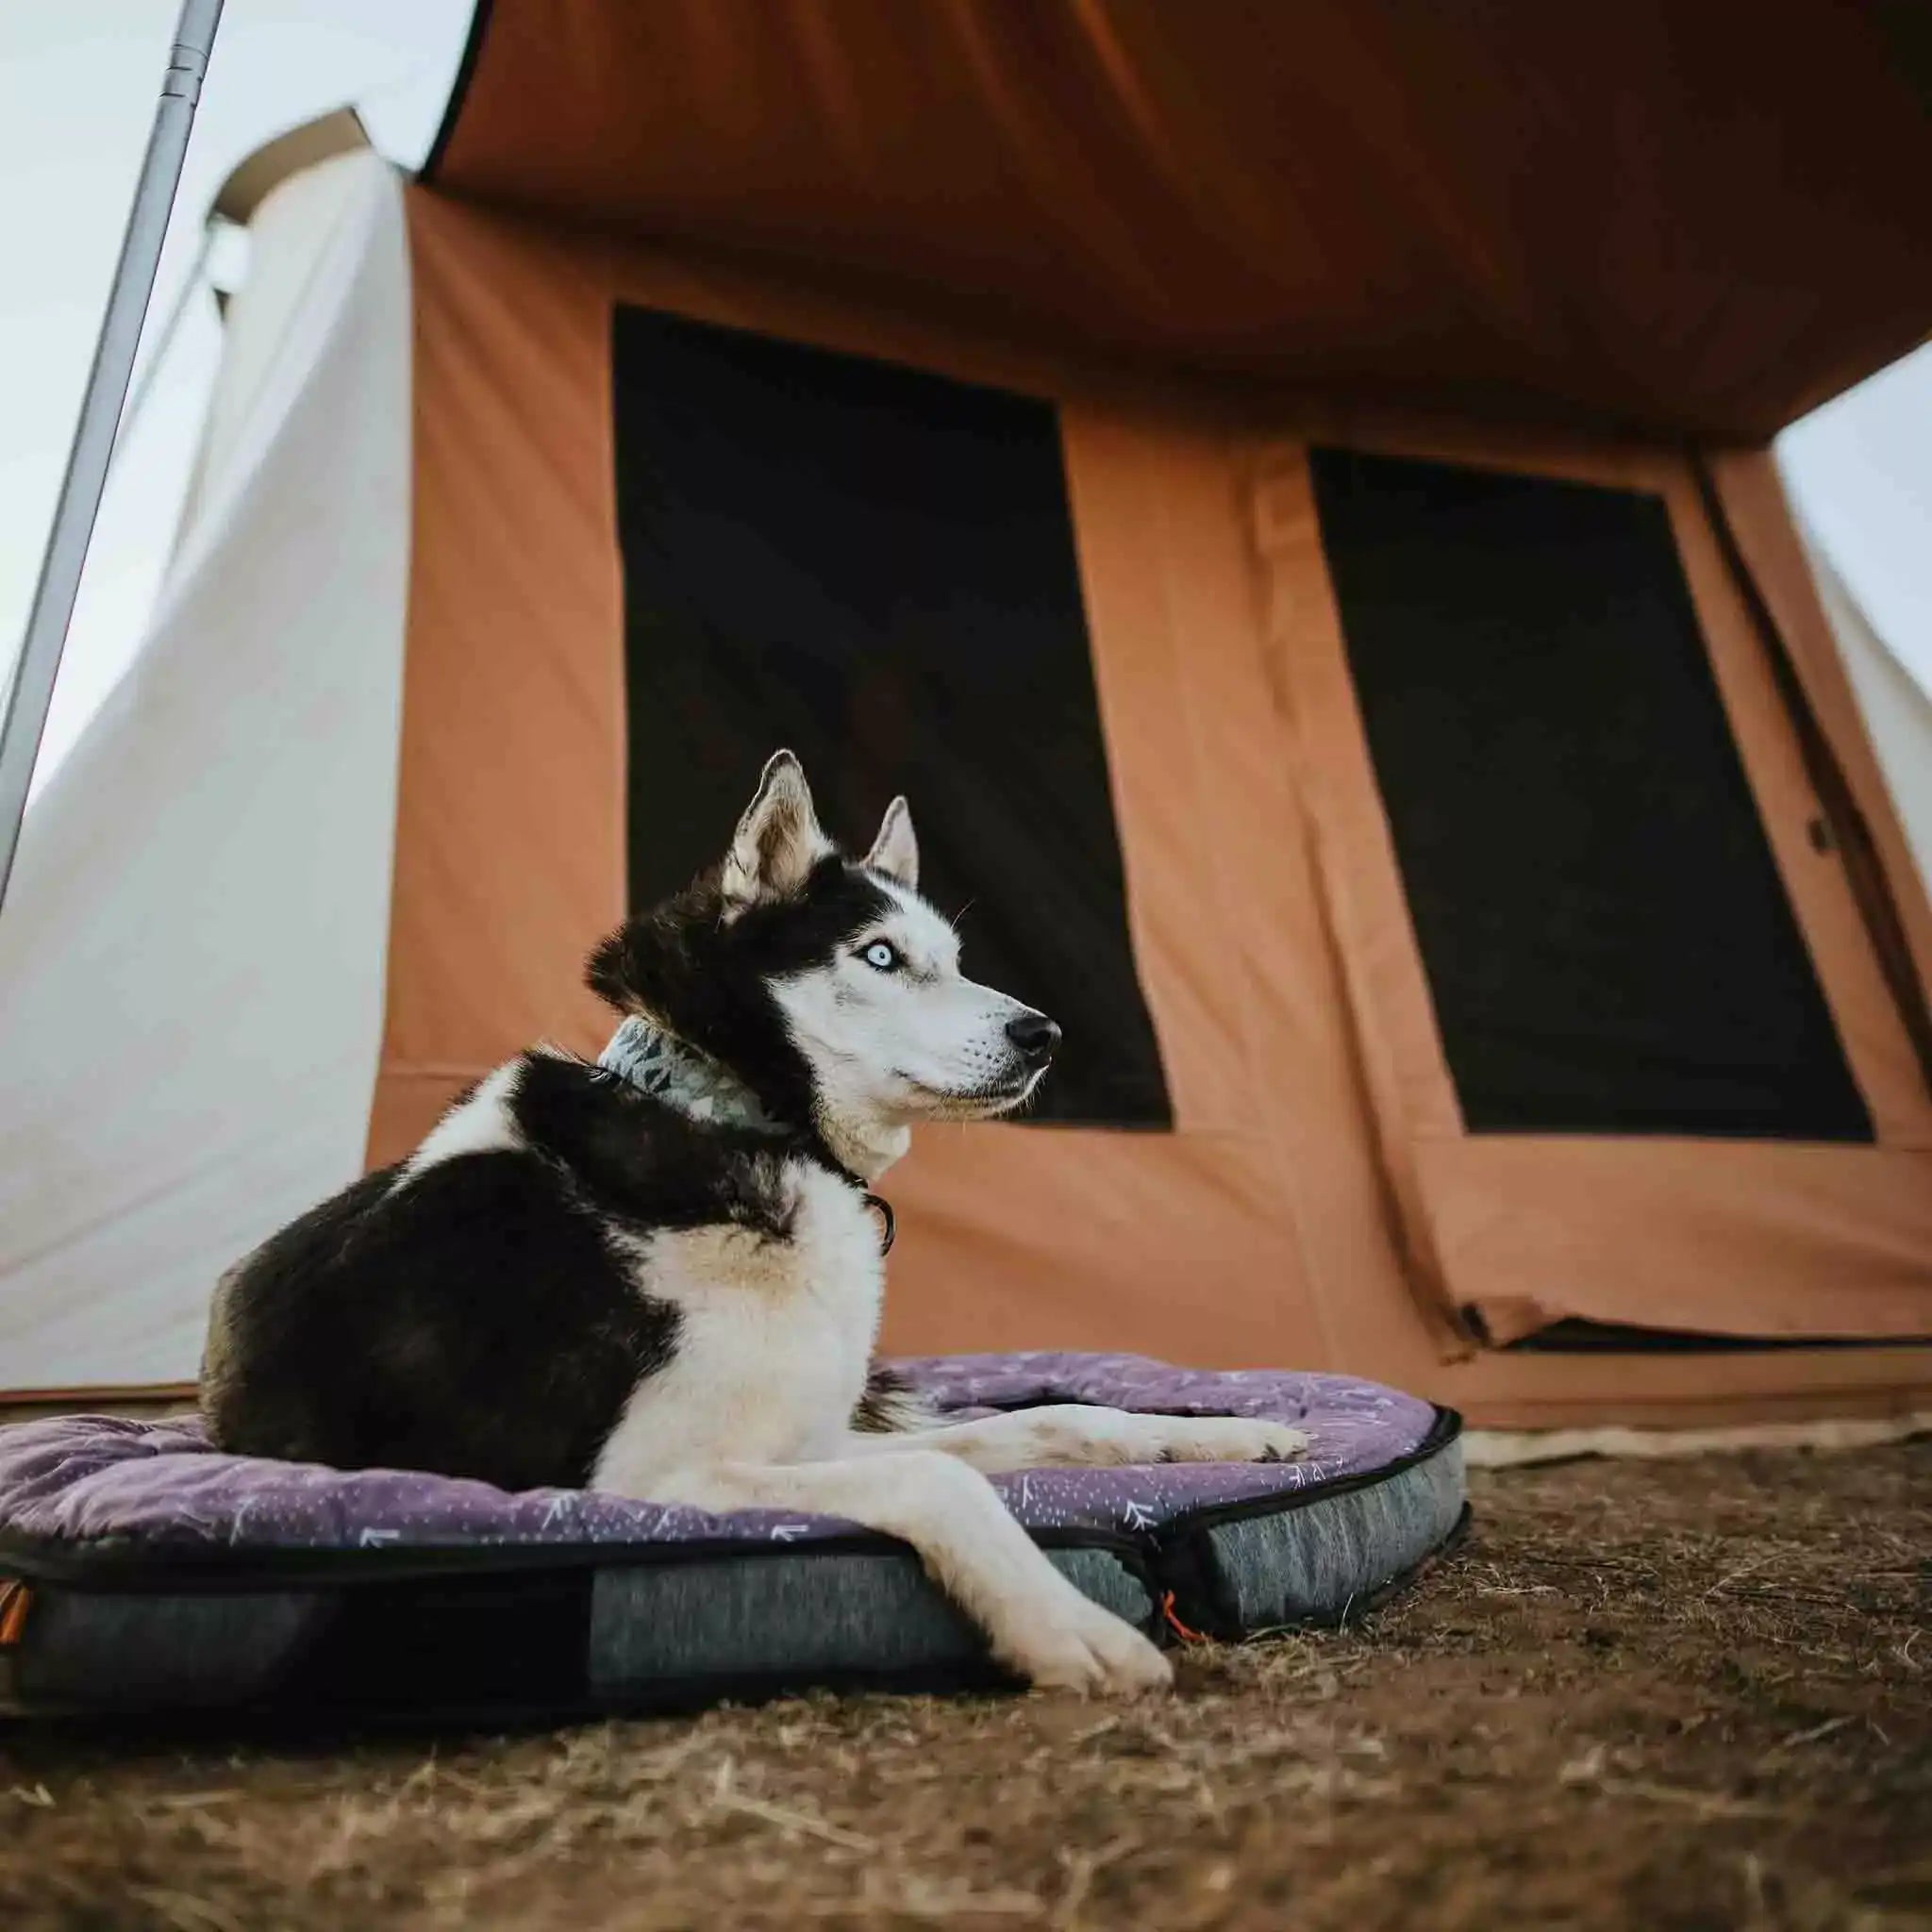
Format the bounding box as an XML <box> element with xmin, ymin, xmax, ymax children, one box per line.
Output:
<box><xmin>0</xmin><ymin>0</ymin><xmax>223</xmax><ymax>914</ymax></box>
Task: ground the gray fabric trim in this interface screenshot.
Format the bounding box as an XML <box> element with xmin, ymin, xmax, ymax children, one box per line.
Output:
<box><xmin>7</xmin><ymin>1589</ymin><xmax>325</xmax><ymax>1713</ymax></box>
<box><xmin>1198</xmin><ymin>1434</ymin><xmax>1467</xmax><ymax>1629</ymax></box>
<box><xmin>591</xmin><ymin>1547</ymin><xmax>1148</xmax><ymax>1690</ymax></box>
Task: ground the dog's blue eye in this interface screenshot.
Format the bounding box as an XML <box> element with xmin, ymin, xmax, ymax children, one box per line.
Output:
<box><xmin>861</xmin><ymin>941</ymin><xmax>900</xmax><ymax>972</ymax></box>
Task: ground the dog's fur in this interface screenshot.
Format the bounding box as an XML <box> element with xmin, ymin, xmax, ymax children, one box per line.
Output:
<box><xmin>203</xmin><ymin>753</ymin><xmax>1306</xmax><ymax>1692</ymax></box>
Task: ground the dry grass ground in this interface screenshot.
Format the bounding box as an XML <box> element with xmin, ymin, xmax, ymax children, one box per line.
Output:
<box><xmin>2</xmin><ymin>1441</ymin><xmax>1927</xmax><ymax>1931</ymax></box>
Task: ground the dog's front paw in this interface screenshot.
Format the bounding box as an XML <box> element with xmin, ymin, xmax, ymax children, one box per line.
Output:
<box><xmin>1142</xmin><ymin>1417</ymin><xmax>1311</xmax><ymax>1464</ymax></box>
<box><xmin>998</xmin><ymin>1592</ymin><xmax>1174</xmax><ymax>1697</ymax></box>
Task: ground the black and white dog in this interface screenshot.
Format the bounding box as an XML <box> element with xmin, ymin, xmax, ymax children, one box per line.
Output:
<box><xmin>205</xmin><ymin>752</ymin><xmax>1306</xmax><ymax>1692</ymax></box>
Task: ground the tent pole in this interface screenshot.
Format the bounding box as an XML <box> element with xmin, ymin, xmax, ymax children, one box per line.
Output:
<box><xmin>0</xmin><ymin>0</ymin><xmax>223</xmax><ymax>916</ymax></box>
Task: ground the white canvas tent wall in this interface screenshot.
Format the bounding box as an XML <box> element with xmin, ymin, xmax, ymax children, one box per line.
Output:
<box><xmin>0</xmin><ymin>148</ymin><xmax>408</xmax><ymax>1394</ymax></box>
<box><xmin>2</xmin><ymin>95</ymin><xmax>1931</xmax><ymax>1412</ymax></box>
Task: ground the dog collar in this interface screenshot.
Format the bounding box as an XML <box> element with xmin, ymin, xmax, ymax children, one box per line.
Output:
<box><xmin>595</xmin><ymin>1017</ymin><xmax>895</xmax><ymax>1253</ymax></box>
<box><xmin>596</xmin><ymin>1015</ymin><xmax>783</xmax><ymax>1133</ymax></box>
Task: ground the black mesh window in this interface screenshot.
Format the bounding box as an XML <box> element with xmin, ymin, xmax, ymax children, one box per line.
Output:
<box><xmin>1309</xmin><ymin>447</ymin><xmax>1870</xmax><ymax>1141</ymax></box>
<box><xmin>609</xmin><ymin>305</ymin><xmax>1171</xmax><ymax>1127</ymax></box>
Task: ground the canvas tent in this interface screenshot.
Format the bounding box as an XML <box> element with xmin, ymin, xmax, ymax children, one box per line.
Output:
<box><xmin>3</xmin><ymin>0</ymin><xmax>1930</xmax><ymax>1426</ymax></box>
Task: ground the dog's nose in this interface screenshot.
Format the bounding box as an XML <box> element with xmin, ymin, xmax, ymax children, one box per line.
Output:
<box><xmin>1006</xmin><ymin>1011</ymin><xmax>1061</xmax><ymax>1063</ymax></box>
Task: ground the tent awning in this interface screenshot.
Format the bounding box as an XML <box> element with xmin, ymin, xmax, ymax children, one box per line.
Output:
<box><xmin>423</xmin><ymin>0</ymin><xmax>1932</xmax><ymax>440</ymax></box>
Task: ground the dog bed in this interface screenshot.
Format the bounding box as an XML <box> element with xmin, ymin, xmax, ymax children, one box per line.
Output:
<box><xmin>0</xmin><ymin>1354</ymin><xmax>1464</xmax><ymax>1722</ymax></box>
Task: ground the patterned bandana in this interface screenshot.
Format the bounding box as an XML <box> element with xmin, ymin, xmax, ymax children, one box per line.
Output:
<box><xmin>595</xmin><ymin>1016</ymin><xmax>784</xmax><ymax>1135</ymax></box>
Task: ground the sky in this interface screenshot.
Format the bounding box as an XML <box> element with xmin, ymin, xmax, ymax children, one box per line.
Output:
<box><xmin>0</xmin><ymin>1</ymin><xmax>1927</xmax><ymax>801</ymax></box>
<box><xmin>0</xmin><ymin>0</ymin><xmax>470</xmax><ymax>791</ymax></box>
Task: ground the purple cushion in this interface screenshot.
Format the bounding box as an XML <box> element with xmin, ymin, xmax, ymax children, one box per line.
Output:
<box><xmin>0</xmin><ymin>1353</ymin><xmax>1441</xmax><ymax>1568</ymax></box>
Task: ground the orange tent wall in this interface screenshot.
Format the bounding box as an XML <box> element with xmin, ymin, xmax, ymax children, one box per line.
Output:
<box><xmin>375</xmin><ymin>187</ymin><xmax>1932</xmax><ymax>1429</ymax></box>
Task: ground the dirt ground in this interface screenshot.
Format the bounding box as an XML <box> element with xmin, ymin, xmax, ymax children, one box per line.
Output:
<box><xmin>2</xmin><ymin>1441</ymin><xmax>1927</xmax><ymax>1932</ymax></box>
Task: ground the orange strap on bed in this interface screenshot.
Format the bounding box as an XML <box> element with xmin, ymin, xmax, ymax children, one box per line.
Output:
<box><xmin>0</xmin><ymin>1578</ymin><xmax>31</xmax><ymax>1647</ymax></box>
<box><xmin>1159</xmin><ymin>1591</ymin><xmax>1207</xmax><ymax>1645</ymax></box>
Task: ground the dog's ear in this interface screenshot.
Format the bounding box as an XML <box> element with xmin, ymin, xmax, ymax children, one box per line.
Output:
<box><xmin>722</xmin><ymin>750</ymin><xmax>830</xmax><ymax>908</ymax></box>
<box><xmin>863</xmin><ymin>795</ymin><xmax>919</xmax><ymax>891</ymax></box>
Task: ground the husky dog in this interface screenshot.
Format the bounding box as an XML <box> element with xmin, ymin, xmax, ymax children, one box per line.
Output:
<box><xmin>204</xmin><ymin>752</ymin><xmax>1307</xmax><ymax>1692</ymax></box>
